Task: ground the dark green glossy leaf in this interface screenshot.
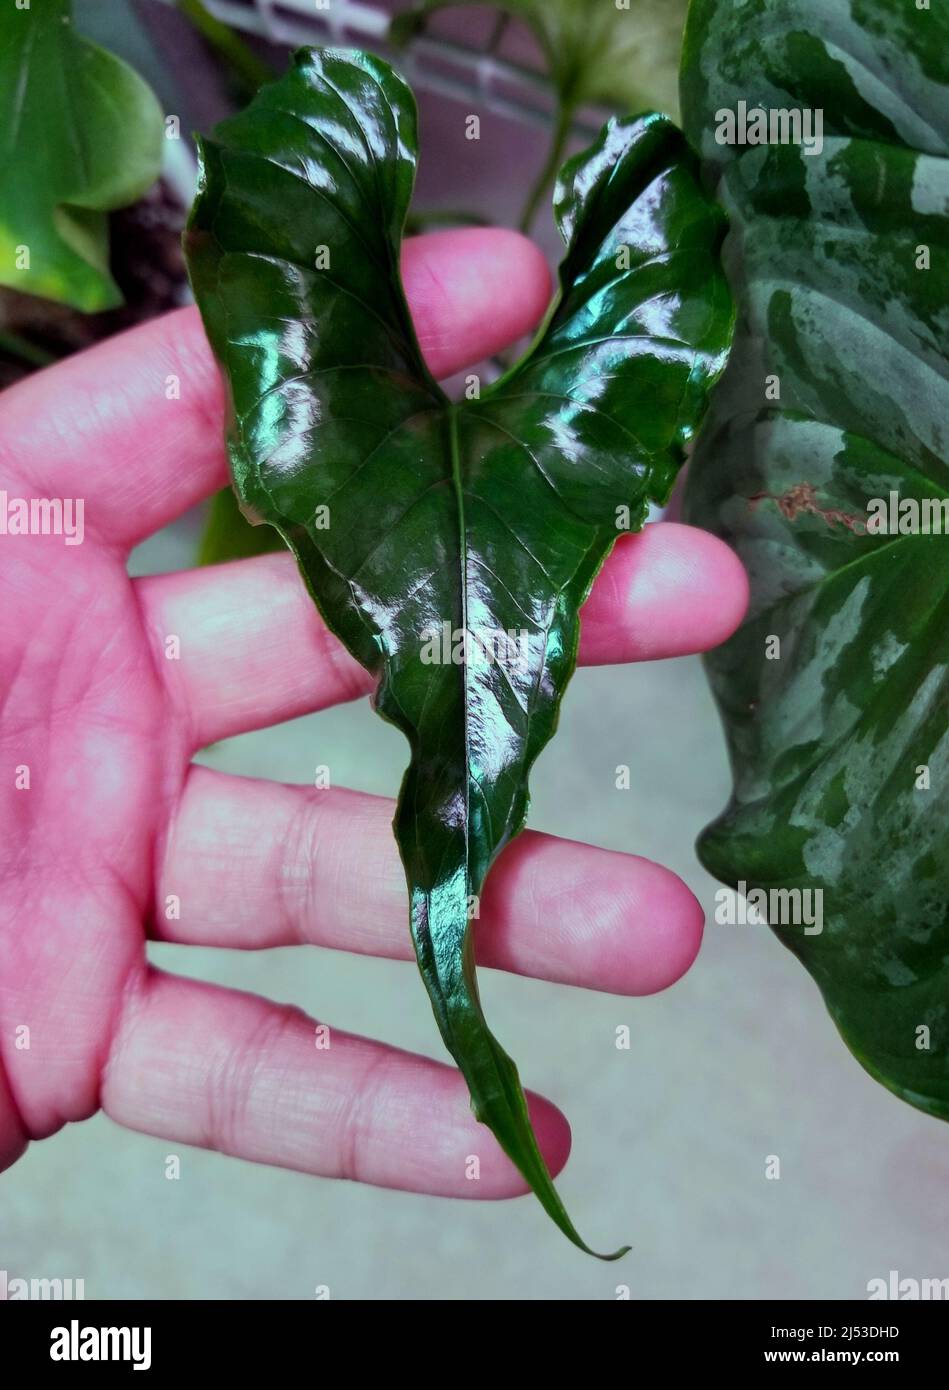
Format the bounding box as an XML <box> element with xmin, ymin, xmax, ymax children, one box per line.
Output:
<box><xmin>185</xmin><ymin>46</ymin><xmax>731</xmax><ymax>1254</ymax></box>
<box><xmin>682</xmin><ymin>1</ymin><xmax>949</xmax><ymax>1115</ymax></box>
<box><xmin>0</xmin><ymin>0</ymin><xmax>163</xmax><ymax>311</ymax></box>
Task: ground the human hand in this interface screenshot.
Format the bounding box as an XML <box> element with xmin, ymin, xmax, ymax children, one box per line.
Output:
<box><xmin>0</xmin><ymin>228</ymin><xmax>747</xmax><ymax>1192</ymax></box>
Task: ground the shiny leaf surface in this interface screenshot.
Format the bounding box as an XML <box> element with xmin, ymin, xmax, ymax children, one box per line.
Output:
<box><xmin>682</xmin><ymin>1</ymin><xmax>949</xmax><ymax>1114</ymax></box>
<box><xmin>185</xmin><ymin>46</ymin><xmax>732</xmax><ymax>1254</ymax></box>
<box><xmin>0</xmin><ymin>0</ymin><xmax>163</xmax><ymax>311</ymax></box>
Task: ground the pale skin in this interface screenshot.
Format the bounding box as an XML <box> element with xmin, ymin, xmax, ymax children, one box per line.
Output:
<box><xmin>0</xmin><ymin>228</ymin><xmax>747</xmax><ymax>1194</ymax></box>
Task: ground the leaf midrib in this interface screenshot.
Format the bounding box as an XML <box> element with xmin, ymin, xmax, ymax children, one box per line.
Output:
<box><xmin>447</xmin><ymin>401</ymin><xmax>472</xmax><ymax>893</ymax></box>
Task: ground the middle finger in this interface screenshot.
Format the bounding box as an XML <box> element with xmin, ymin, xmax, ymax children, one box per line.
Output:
<box><xmin>136</xmin><ymin>520</ymin><xmax>748</xmax><ymax>748</ymax></box>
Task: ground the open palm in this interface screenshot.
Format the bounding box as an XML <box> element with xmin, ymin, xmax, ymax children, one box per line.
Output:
<box><xmin>0</xmin><ymin>228</ymin><xmax>746</xmax><ymax>1192</ymax></box>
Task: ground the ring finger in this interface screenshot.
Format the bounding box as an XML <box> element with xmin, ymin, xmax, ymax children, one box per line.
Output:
<box><xmin>153</xmin><ymin>765</ymin><xmax>704</xmax><ymax>996</ymax></box>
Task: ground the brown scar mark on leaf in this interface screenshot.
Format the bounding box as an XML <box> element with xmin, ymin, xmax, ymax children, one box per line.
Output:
<box><xmin>748</xmin><ymin>481</ymin><xmax>866</xmax><ymax>533</ymax></box>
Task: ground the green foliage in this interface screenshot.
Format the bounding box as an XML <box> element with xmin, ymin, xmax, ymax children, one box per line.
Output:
<box><xmin>392</xmin><ymin>0</ymin><xmax>689</xmax><ymax>121</ymax></box>
<box><xmin>0</xmin><ymin>0</ymin><xmax>163</xmax><ymax>311</ymax></box>
<box><xmin>393</xmin><ymin>0</ymin><xmax>689</xmax><ymax>232</ymax></box>
<box><xmin>198</xmin><ymin>487</ymin><xmax>284</xmax><ymax>565</ymax></box>
<box><xmin>185</xmin><ymin>48</ymin><xmax>732</xmax><ymax>1252</ymax></box>
<box><xmin>682</xmin><ymin>0</ymin><xmax>949</xmax><ymax>1115</ymax></box>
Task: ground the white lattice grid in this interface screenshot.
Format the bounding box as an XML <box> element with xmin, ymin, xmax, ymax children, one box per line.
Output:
<box><xmin>156</xmin><ymin>0</ymin><xmax>605</xmax><ymax>138</ymax></box>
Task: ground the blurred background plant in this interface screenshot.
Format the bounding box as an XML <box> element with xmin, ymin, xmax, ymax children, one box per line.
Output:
<box><xmin>0</xmin><ymin>0</ymin><xmax>688</xmax><ymax>558</ymax></box>
<box><xmin>391</xmin><ymin>0</ymin><xmax>687</xmax><ymax>232</ymax></box>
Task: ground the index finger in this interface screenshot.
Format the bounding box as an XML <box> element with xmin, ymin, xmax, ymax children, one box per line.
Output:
<box><xmin>0</xmin><ymin>228</ymin><xmax>551</xmax><ymax>549</ymax></box>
